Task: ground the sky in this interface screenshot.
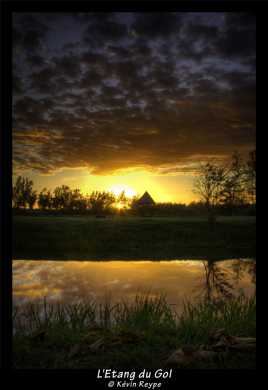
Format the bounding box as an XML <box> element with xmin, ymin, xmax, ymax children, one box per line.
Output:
<box><xmin>12</xmin><ymin>12</ymin><xmax>256</xmax><ymax>203</ymax></box>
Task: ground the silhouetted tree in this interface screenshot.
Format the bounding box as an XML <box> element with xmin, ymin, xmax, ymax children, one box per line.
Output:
<box><xmin>245</xmin><ymin>150</ymin><xmax>256</xmax><ymax>204</ymax></box>
<box><xmin>220</xmin><ymin>152</ymin><xmax>246</xmax><ymax>214</ymax></box>
<box><xmin>27</xmin><ymin>191</ymin><xmax>37</xmax><ymax>210</ymax></box>
<box><xmin>70</xmin><ymin>188</ymin><xmax>88</xmax><ymax>212</ymax></box>
<box><xmin>53</xmin><ymin>185</ymin><xmax>72</xmax><ymax>210</ymax></box>
<box><xmin>89</xmin><ymin>191</ymin><xmax>116</xmax><ymax>215</ymax></box>
<box><xmin>13</xmin><ymin>176</ymin><xmax>37</xmax><ymax>209</ymax></box>
<box><xmin>116</xmin><ymin>191</ymin><xmax>134</xmax><ymax>213</ymax></box>
<box><xmin>38</xmin><ymin>188</ymin><xmax>53</xmax><ymax>210</ymax></box>
<box><xmin>193</xmin><ymin>152</ymin><xmax>256</xmax><ymax>220</ymax></box>
<box><xmin>117</xmin><ymin>191</ymin><xmax>127</xmax><ymax>206</ymax></box>
<box><xmin>194</xmin><ymin>163</ymin><xmax>227</xmax><ymax>226</ymax></box>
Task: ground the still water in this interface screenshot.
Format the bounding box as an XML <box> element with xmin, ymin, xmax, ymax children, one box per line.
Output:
<box><xmin>13</xmin><ymin>259</ymin><xmax>256</xmax><ymax>312</ymax></box>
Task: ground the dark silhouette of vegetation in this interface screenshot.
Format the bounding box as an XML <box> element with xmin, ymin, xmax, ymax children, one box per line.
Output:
<box><xmin>221</xmin><ymin>152</ymin><xmax>246</xmax><ymax>214</ymax></box>
<box><xmin>13</xmin><ymin>151</ymin><xmax>255</xmax><ymax>217</ymax></box>
<box><xmin>89</xmin><ymin>191</ymin><xmax>116</xmax><ymax>216</ymax></box>
<box><xmin>38</xmin><ymin>188</ymin><xmax>53</xmax><ymax>210</ymax></box>
<box><xmin>194</xmin><ymin>163</ymin><xmax>226</xmax><ymax>227</ymax></box>
<box><xmin>193</xmin><ymin>151</ymin><xmax>256</xmax><ymax>224</ymax></box>
<box><xmin>245</xmin><ymin>150</ymin><xmax>256</xmax><ymax>205</ymax></box>
<box><xmin>13</xmin><ymin>293</ymin><xmax>256</xmax><ymax>369</ymax></box>
<box><xmin>13</xmin><ymin>176</ymin><xmax>37</xmax><ymax>210</ymax></box>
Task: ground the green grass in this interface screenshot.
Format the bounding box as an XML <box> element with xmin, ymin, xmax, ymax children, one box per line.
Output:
<box><xmin>13</xmin><ymin>294</ymin><xmax>256</xmax><ymax>369</ymax></box>
<box><xmin>13</xmin><ymin>215</ymin><xmax>256</xmax><ymax>260</ymax></box>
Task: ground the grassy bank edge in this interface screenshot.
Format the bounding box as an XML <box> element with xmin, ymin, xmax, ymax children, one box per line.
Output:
<box><xmin>13</xmin><ymin>294</ymin><xmax>256</xmax><ymax>369</ymax></box>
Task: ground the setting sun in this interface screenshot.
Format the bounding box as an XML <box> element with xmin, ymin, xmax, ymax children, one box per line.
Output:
<box><xmin>115</xmin><ymin>202</ymin><xmax>124</xmax><ymax>209</ymax></box>
<box><xmin>108</xmin><ymin>185</ymin><xmax>137</xmax><ymax>198</ymax></box>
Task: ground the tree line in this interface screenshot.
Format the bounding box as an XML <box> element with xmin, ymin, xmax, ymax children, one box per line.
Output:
<box><xmin>12</xmin><ymin>179</ymin><xmax>125</xmax><ymax>215</ymax></box>
<box><xmin>12</xmin><ymin>151</ymin><xmax>255</xmax><ymax>217</ymax></box>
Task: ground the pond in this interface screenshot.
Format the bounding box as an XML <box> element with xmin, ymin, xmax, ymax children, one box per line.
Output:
<box><xmin>13</xmin><ymin>259</ymin><xmax>256</xmax><ymax>313</ymax></box>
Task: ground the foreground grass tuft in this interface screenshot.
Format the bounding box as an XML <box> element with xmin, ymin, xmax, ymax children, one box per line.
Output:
<box><xmin>13</xmin><ymin>294</ymin><xmax>256</xmax><ymax>369</ymax></box>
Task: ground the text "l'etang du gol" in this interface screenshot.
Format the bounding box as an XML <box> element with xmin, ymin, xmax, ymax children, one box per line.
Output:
<box><xmin>97</xmin><ymin>369</ymin><xmax>173</xmax><ymax>381</ymax></box>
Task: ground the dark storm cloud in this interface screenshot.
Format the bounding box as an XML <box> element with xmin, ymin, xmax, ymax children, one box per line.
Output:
<box><xmin>13</xmin><ymin>14</ymin><xmax>49</xmax><ymax>52</ymax></box>
<box><xmin>30</xmin><ymin>66</ymin><xmax>57</xmax><ymax>94</ymax></box>
<box><xmin>13</xmin><ymin>74</ymin><xmax>24</xmax><ymax>94</ymax></box>
<box><xmin>27</xmin><ymin>54</ymin><xmax>46</xmax><ymax>68</ymax></box>
<box><xmin>53</xmin><ymin>54</ymin><xmax>81</xmax><ymax>78</ymax></box>
<box><xmin>13</xmin><ymin>12</ymin><xmax>256</xmax><ymax>175</ymax></box>
<box><xmin>73</xmin><ymin>12</ymin><xmax>117</xmax><ymax>23</ymax></box>
<box><xmin>218</xmin><ymin>30</ymin><xmax>254</xmax><ymax>59</ymax></box>
<box><xmin>83</xmin><ymin>17</ymin><xmax>127</xmax><ymax>47</ymax></box>
<box><xmin>217</xmin><ymin>14</ymin><xmax>256</xmax><ymax>60</ymax></box>
<box><xmin>178</xmin><ymin>12</ymin><xmax>256</xmax><ymax>65</ymax></box>
<box><xmin>133</xmin><ymin>12</ymin><xmax>182</xmax><ymax>38</ymax></box>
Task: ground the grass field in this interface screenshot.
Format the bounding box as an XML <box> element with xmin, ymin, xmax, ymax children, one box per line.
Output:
<box><xmin>13</xmin><ymin>294</ymin><xmax>256</xmax><ymax>369</ymax></box>
<box><xmin>13</xmin><ymin>215</ymin><xmax>256</xmax><ymax>260</ymax></box>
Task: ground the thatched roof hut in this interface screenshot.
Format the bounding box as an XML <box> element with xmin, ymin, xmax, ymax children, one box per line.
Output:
<box><xmin>136</xmin><ymin>191</ymin><xmax>155</xmax><ymax>206</ymax></box>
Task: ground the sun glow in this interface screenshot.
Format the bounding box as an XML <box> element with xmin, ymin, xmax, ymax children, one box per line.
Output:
<box><xmin>29</xmin><ymin>167</ymin><xmax>196</xmax><ymax>204</ymax></box>
<box><xmin>108</xmin><ymin>185</ymin><xmax>137</xmax><ymax>198</ymax></box>
<box><xmin>115</xmin><ymin>202</ymin><xmax>125</xmax><ymax>209</ymax></box>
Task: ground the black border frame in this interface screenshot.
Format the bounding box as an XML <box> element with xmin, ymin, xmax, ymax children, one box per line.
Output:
<box><xmin>1</xmin><ymin>0</ymin><xmax>258</xmax><ymax>384</ymax></box>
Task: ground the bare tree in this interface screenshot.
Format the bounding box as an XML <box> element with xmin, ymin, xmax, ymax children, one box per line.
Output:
<box><xmin>221</xmin><ymin>152</ymin><xmax>247</xmax><ymax>214</ymax></box>
<box><xmin>194</xmin><ymin>162</ymin><xmax>227</xmax><ymax>226</ymax></box>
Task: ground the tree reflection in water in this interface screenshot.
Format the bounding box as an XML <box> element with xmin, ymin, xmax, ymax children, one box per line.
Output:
<box><xmin>202</xmin><ymin>259</ymin><xmax>234</xmax><ymax>304</ymax></box>
<box><xmin>198</xmin><ymin>258</ymin><xmax>256</xmax><ymax>306</ymax></box>
<box><xmin>231</xmin><ymin>259</ymin><xmax>256</xmax><ymax>295</ymax></box>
